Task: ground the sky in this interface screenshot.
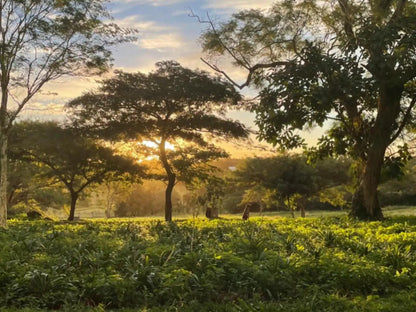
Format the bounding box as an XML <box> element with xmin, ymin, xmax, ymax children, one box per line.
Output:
<box><xmin>22</xmin><ymin>0</ymin><xmax>322</xmax><ymax>157</ymax></box>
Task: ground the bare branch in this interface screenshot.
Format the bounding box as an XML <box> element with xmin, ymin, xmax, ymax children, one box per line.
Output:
<box><xmin>201</xmin><ymin>57</ymin><xmax>286</xmax><ymax>89</ymax></box>
<box><xmin>390</xmin><ymin>97</ymin><xmax>416</xmax><ymax>144</ymax></box>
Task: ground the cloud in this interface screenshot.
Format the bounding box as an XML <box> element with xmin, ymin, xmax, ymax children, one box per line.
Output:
<box><xmin>113</xmin><ymin>16</ymin><xmax>184</xmax><ymax>50</ymax></box>
<box><xmin>139</xmin><ymin>33</ymin><xmax>183</xmax><ymax>50</ymax></box>
<box><xmin>203</xmin><ymin>0</ymin><xmax>272</xmax><ymax>12</ymax></box>
<box><xmin>114</xmin><ymin>0</ymin><xmax>187</xmax><ymax>6</ymax></box>
<box><xmin>113</xmin><ymin>15</ymin><xmax>165</xmax><ymax>31</ymax></box>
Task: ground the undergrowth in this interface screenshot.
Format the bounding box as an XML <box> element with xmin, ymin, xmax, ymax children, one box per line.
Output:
<box><xmin>1</xmin><ymin>216</ymin><xmax>416</xmax><ymax>311</ymax></box>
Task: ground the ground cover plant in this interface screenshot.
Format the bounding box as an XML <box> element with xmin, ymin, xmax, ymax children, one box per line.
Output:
<box><xmin>2</xmin><ymin>217</ymin><xmax>416</xmax><ymax>311</ymax></box>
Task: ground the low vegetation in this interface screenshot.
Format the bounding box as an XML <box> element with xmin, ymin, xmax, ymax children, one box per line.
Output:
<box><xmin>2</xmin><ymin>216</ymin><xmax>416</xmax><ymax>311</ymax></box>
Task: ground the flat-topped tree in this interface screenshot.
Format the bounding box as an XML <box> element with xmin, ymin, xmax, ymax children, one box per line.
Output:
<box><xmin>10</xmin><ymin>121</ymin><xmax>144</xmax><ymax>221</ymax></box>
<box><xmin>68</xmin><ymin>61</ymin><xmax>249</xmax><ymax>221</ymax></box>
<box><xmin>0</xmin><ymin>0</ymin><xmax>136</xmax><ymax>227</ymax></box>
<box><xmin>201</xmin><ymin>0</ymin><xmax>416</xmax><ymax>220</ymax></box>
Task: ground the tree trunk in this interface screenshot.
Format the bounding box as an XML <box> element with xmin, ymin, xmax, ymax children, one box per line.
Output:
<box><xmin>0</xmin><ymin>87</ymin><xmax>8</xmax><ymax>228</ymax></box>
<box><xmin>287</xmin><ymin>196</ymin><xmax>295</xmax><ymax>218</ymax></box>
<box><xmin>68</xmin><ymin>192</ymin><xmax>78</xmax><ymax>221</ymax></box>
<box><xmin>350</xmin><ymin>85</ymin><xmax>403</xmax><ymax>220</ymax></box>
<box><xmin>159</xmin><ymin>139</ymin><xmax>175</xmax><ymax>222</ymax></box>
<box><xmin>350</xmin><ymin>147</ymin><xmax>385</xmax><ymax>220</ymax></box>
<box><xmin>300</xmin><ymin>204</ymin><xmax>306</xmax><ymax>218</ymax></box>
<box><xmin>165</xmin><ymin>172</ymin><xmax>175</xmax><ymax>222</ymax></box>
<box><xmin>0</xmin><ymin>133</ymin><xmax>7</xmax><ymax>227</ymax></box>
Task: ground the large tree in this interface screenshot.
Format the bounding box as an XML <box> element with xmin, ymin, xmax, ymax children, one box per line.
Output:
<box><xmin>11</xmin><ymin>121</ymin><xmax>143</xmax><ymax>221</ymax></box>
<box><xmin>0</xmin><ymin>0</ymin><xmax>135</xmax><ymax>226</ymax></box>
<box><xmin>68</xmin><ymin>61</ymin><xmax>249</xmax><ymax>221</ymax></box>
<box><xmin>201</xmin><ymin>0</ymin><xmax>416</xmax><ymax>220</ymax></box>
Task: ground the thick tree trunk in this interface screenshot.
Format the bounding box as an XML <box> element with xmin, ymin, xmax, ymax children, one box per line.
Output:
<box><xmin>350</xmin><ymin>85</ymin><xmax>403</xmax><ymax>220</ymax></box>
<box><xmin>68</xmin><ymin>192</ymin><xmax>78</xmax><ymax>221</ymax></box>
<box><xmin>350</xmin><ymin>151</ymin><xmax>384</xmax><ymax>220</ymax></box>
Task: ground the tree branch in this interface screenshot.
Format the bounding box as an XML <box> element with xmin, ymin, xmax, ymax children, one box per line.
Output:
<box><xmin>390</xmin><ymin>97</ymin><xmax>416</xmax><ymax>144</ymax></box>
<box><xmin>201</xmin><ymin>57</ymin><xmax>286</xmax><ymax>89</ymax></box>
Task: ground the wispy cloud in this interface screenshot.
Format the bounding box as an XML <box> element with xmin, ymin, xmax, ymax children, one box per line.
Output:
<box><xmin>113</xmin><ymin>15</ymin><xmax>165</xmax><ymax>31</ymax></box>
<box><xmin>140</xmin><ymin>33</ymin><xmax>183</xmax><ymax>50</ymax></box>
<box><xmin>203</xmin><ymin>0</ymin><xmax>271</xmax><ymax>12</ymax></box>
<box><xmin>114</xmin><ymin>0</ymin><xmax>187</xmax><ymax>6</ymax></box>
<box><xmin>113</xmin><ymin>16</ymin><xmax>184</xmax><ymax>50</ymax></box>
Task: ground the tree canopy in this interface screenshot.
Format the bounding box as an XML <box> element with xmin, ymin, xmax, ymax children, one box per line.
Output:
<box><xmin>68</xmin><ymin>61</ymin><xmax>249</xmax><ymax>221</ymax></box>
<box><xmin>201</xmin><ymin>0</ymin><xmax>416</xmax><ymax>220</ymax></box>
<box><xmin>233</xmin><ymin>155</ymin><xmax>351</xmax><ymax>217</ymax></box>
<box><xmin>10</xmin><ymin>121</ymin><xmax>143</xmax><ymax>221</ymax></box>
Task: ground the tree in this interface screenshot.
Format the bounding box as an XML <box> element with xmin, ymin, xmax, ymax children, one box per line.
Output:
<box><xmin>234</xmin><ymin>156</ymin><xmax>318</xmax><ymax>217</ymax></box>
<box><xmin>201</xmin><ymin>0</ymin><xmax>416</xmax><ymax>220</ymax></box>
<box><xmin>11</xmin><ymin>121</ymin><xmax>143</xmax><ymax>221</ymax></box>
<box><xmin>233</xmin><ymin>155</ymin><xmax>352</xmax><ymax>217</ymax></box>
<box><xmin>188</xmin><ymin>175</ymin><xmax>225</xmax><ymax>219</ymax></box>
<box><xmin>68</xmin><ymin>61</ymin><xmax>249</xmax><ymax>221</ymax></box>
<box><xmin>0</xmin><ymin>0</ymin><xmax>135</xmax><ymax>226</ymax></box>
<box><xmin>6</xmin><ymin>157</ymin><xmax>66</xmax><ymax>214</ymax></box>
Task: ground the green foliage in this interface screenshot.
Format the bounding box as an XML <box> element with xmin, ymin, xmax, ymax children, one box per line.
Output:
<box><xmin>2</xmin><ymin>217</ymin><xmax>416</xmax><ymax>310</ymax></box>
<box><xmin>9</xmin><ymin>121</ymin><xmax>143</xmax><ymax>220</ymax></box>
<box><xmin>201</xmin><ymin>0</ymin><xmax>416</xmax><ymax>219</ymax></box>
<box><xmin>232</xmin><ymin>156</ymin><xmax>352</xmax><ymax>214</ymax></box>
<box><xmin>6</xmin><ymin>159</ymin><xmax>68</xmax><ymax>214</ymax></box>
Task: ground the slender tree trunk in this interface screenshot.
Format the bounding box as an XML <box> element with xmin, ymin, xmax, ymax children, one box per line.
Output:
<box><xmin>287</xmin><ymin>196</ymin><xmax>295</xmax><ymax>218</ymax></box>
<box><xmin>0</xmin><ymin>133</ymin><xmax>7</xmax><ymax>227</ymax></box>
<box><xmin>159</xmin><ymin>139</ymin><xmax>175</xmax><ymax>222</ymax></box>
<box><xmin>165</xmin><ymin>173</ymin><xmax>175</xmax><ymax>221</ymax></box>
<box><xmin>68</xmin><ymin>192</ymin><xmax>78</xmax><ymax>221</ymax></box>
<box><xmin>299</xmin><ymin>201</ymin><xmax>306</xmax><ymax>218</ymax></box>
<box><xmin>105</xmin><ymin>182</ymin><xmax>112</xmax><ymax>218</ymax></box>
<box><xmin>350</xmin><ymin>85</ymin><xmax>403</xmax><ymax>220</ymax></box>
<box><xmin>0</xmin><ymin>88</ymin><xmax>8</xmax><ymax>228</ymax></box>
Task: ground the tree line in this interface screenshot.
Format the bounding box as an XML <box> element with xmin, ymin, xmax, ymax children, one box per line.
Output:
<box><xmin>2</xmin><ymin>0</ymin><xmax>416</xmax><ymax>226</ymax></box>
<box><xmin>10</xmin><ymin>135</ymin><xmax>416</xmax><ymax>220</ymax></box>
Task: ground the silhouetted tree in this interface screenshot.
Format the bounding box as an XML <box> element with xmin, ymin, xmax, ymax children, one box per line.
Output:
<box><xmin>68</xmin><ymin>61</ymin><xmax>248</xmax><ymax>221</ymax></box>
<box><xmin>11</xmin><ymin>121</ymin><xmax>143</xmax><ymax>220</ymax></box>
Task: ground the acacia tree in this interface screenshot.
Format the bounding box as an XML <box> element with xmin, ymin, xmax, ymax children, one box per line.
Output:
<box><xmin>68</xmin><ymin>61</ymin><xmax>248</xmax><ymax>221</ymax></box>
<box><xmin>11</xmin><ymin>121</ymin><xmax>143</xmax><ymax>221</ymax></box>
<box><xmin>200</xmin><ymin>0</ymin><xmax>416</xmax><ymax>220</ymax></box>
<box><xmin>0</xmin><ymin>0</ymin><xmax>135</xmax><ymax>226</ymax></box>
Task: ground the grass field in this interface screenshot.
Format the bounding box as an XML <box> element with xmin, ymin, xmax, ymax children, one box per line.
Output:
<box><xmin>2</xmin><ymin>212</ymin><xmax>416</xmax><ymax>311</ymax></box>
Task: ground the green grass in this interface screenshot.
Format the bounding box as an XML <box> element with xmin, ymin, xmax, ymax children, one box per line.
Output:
<box><xmin>2</xmin><ymin>215</ymin><xmax>416</xmax><ymax>311</ymax></box>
